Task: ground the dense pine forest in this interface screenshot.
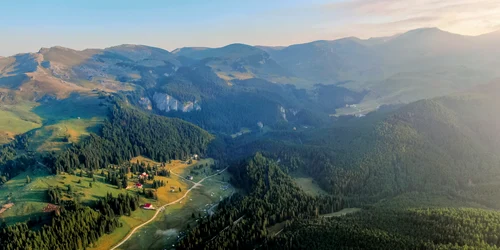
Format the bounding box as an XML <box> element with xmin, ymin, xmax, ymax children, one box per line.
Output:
<box><xmin>178</xmin><ymin>153</ymin><xmax>342</xmax><ymax>250</ymax></box>
<box><xmin>268</xmin><ymin>207</ymin><xmax>500</xmax><ymax>249</ymax></box>
<box><xmin>0</xmin><ymin>194</ymin><xmax>139</xmax><ymax>250</ymax></box>
<box><xmin>228</xmin><ymin>85</ymin><xmax>500</xmax><ymax>207</ymax></box>
<box><xmin>176</xmin><ymin>83</ymin><xmax>500</xmax><ymax>249</ymax></box>
<box><xmin>51</xmin><ymin>102</ymin><xmax>213</xmax><ymax>173</ymax></box>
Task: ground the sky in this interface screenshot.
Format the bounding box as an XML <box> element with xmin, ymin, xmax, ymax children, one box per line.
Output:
<box><xmin>1</xmin><ymin>0</ymin><xmax>500</xmax><ymax>56</ymax></box>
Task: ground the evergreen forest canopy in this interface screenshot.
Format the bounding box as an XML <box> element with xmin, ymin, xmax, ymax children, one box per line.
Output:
<box><xmin>176</xmin><ymin>82</ymin><xmax>500</xmax><ymax>249</ymax></box>
<box><xmin>51</xmin><ymin>98</ymin><xmax>213</xmax><ymax>173</ymax></box>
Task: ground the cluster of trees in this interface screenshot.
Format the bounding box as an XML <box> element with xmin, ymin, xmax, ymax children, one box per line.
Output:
<box><xmin>0</xmin><ymin>137</ymin><xmax>38</xmax><ymax>186</ymax></box>
<box><xmin>105</xmin><ymin>170</ymin><xmax>129</xmax><ymax>189</ymax></box>
<box><xmin>157</xmin><ymin>168</ymin><xmax>171</xmax><ymax>177</ymax></box>
<box><xmin>0</xmin><ymin>192</ymin><xmax>142</xmax><ymax>250</ymax></box>
<box><xmin>178</xmin><ymin>154</ymin><xmax>343</xmax><ymax>249</ymax></box>
<box><xmin>269</xmin><ymin>207</ymin><xmax>500</xmax><ymax>249</ymax></box>
<box><xmin>143</xmin><ymin>189</ymin><xmax>158</xmax><ymax>200</ymax></box>
<box><xmin>0</xmin><ymin>201</ymin><xmax>120</xmax><ymax>250</ymax></box>
<box><xmin>152</xmin><ymin>179</ymin><xmax>166</xmax><ymax>189</ymax></box>
<box><xmin>96</xmin><ymin>193</ymin><xmax>140</xmax><ymax>217</ymax></box>
<box><xmin>47</xmin><ymin>186</ymin><xmax>64</xmax><ymax>204</ymax></box>
<box><xmin>51</xmin><ymin>104</ymin><xmax>213</xmax><ymax>173</ymax></box>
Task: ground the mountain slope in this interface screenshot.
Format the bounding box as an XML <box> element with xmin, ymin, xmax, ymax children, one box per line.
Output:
<box><xmin>234</xmin><ymin>82</ymin><xmax>500</xmax><ymax>205</ymax></box>
<box><xmin>264</xmin><ymin>38</ymin><xmax>382</xmax><ymax>84</ymax></box>
<box><xmin>173</xmin><ymin>43</ymin><xmax>296</xmax><ymax>84</ymax></box>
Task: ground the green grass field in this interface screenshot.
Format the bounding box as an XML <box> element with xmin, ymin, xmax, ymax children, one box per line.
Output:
<box><xmin>33</xmin><ymin>93</ymin><xmax>108</xmax><ymax>125</ymax></box>
<box><xmin>0</xmin><ymin>93</ymin><xmax>108</xmax><ymax>149</ymax></box>
<box><xmin>321</xmin><ymin>208</ymin><xmax>361</xmax><ymax>218</ymax></box>
<box><xmin>82</xmin><ymin>157</ymin><xmax>230</xmax><ymax>250</ymax></box>
<box><xmin>0</xmin><ymin>168</ymin><xmax>50</xmax><ymax>224</ymax></box>
<box><xmin>0</xmin><ymin>151</ymin><xmax>232</xmax><ymax>249</ymax></box>
<box><xmin>116</xmin><ymin>159</ymin><xmax>233</xmax><ymax>250</ymax></box>
<box><xmin>291</xmin><ymin>171</ymin><xmax>329</xmax><ymax>196</ymax></box>
<box><xmin>29</xmin><ymin>117</ymin><xmax>104</xmax><ymax>152</ymax></box>
<box><xmin>0</xmin><ymin>101</ymin><xmax>42</xmax><ymax>144</ymax></box>
<box><xmin>0</xmin><ymin>168</ymin><xmax>156</xmax><ymax>225</ymax></box>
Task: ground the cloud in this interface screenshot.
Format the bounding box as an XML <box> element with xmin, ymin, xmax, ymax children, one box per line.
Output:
<box><xmin>320</xmin><ymin>0</ymin><xmax>500</xmax><ymax>38</ymax></box>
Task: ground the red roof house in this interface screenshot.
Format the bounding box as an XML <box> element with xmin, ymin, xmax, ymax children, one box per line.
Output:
<box><xmin>143</xmin><ymin>203</ymin><xmax>154</xmax><ymax>209</ymax></box>
<box><xmin>135</xmin><ymin>183</ymin><xmax>143</xmax><ymax>188</ymax></box>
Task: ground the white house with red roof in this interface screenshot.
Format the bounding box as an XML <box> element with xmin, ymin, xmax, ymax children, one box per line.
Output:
<box><xmin>143</xmin><ymin>203</ymin><xmax>154</xmax><ymax>210</ymax></box>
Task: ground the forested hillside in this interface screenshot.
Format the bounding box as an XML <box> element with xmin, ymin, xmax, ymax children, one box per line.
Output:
<box><xmin>230</xmin><ymin>83</ymin><xmax>500</xmax><ymax>205</ymax></box>
<box><xmin>51</xmin><ymin>99</ymin><xmax>213</xmax><ymax>173</ymax></box>
<box><xmin>153</xmin><ymin>71</ymin><xmax>335</xmax><ymax>133</ymax></box>
<box><xmin>269</xmin><ymin>207</ymin><xmax>500</xmax><ymax>249</ymax></box>
<box><xmin>178</xmin><ymin>153</ymin><xmax>341</xmax><ymax>250</ymax></box>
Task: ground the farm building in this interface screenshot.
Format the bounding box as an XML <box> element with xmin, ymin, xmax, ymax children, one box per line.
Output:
<box><xmin>143</xmin><ymin>203</ymin><xmax>154</xmax><ymax>210</ymax></box>
<box><xmin>135</xmin><ymin>183</ymin><xmax>143</xmax><ymax>189</ymax></box>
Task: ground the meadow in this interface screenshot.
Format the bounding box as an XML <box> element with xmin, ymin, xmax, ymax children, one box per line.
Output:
<box><xmin>291</xmin><ymin>171</ymin><xmax>329</xmax><ymax>196</ymax></box>
<box><xmin>115</xmin><ymin>158</ymin><xmax>233</xmax><ymax>250</ymax></box>
<box><xmin>0</xmin><ymin>101</ymin><xmax>42</xmax><ymax>144</ymax></box>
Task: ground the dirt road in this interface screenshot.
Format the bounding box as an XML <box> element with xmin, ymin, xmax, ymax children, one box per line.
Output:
<box><xmin>110</xmin><ymin>167</ymin><xmax>228</xmax><ymax>250</ymax></box>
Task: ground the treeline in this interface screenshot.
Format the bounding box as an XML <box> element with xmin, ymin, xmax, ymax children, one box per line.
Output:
<box><xmin>0</xmin><ymin>147</ymin><xmax>37</xmax><ymax>186</ymax></box>
<box><xmin>96</xmin><ymin>193</ymin><xmax>140</xmax><ymax>217</ymax></box>
<box><xmin>178</xmin><ymin>153</ymin><xmax>343</xmax><ymax>250</ymax></box>
<box><xmin>269</xmin><ymin>207</ymin><xmax>500</xmax><ymax>249</ymax></box>
<box><xmin>51</xmin><ymin>104</ymin><xmax>213</xmax><ymax>173</ymax></box>
<box><xmin>0</xmin><ymin>199</ymin><xmax>124</xmax><ymax>250</ymax></box>
<box><xmin>4</xmin><ymin>192</ymin><xmax>141</xmax><ymax>250</ymax></box>
<box><xmin>0</xmin><ymin>134</ymin><xmax>38</xmax><ymax>186</ymax></box>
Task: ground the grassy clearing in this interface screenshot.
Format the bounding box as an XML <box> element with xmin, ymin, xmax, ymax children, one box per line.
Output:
<box><xmin>89</xmin><ymin>209</ymin><xmax>155</xmax><ymax>250</ymax></box>
<box><xmin>321</xmin><ymin>208</ymin><xmax>361</xmax><ymax>218</ymax></box>
<box><xmin>90</xmin><ymin>157</ymin><xmax>226</xmax><ymax>249</ymax></box>
<box><xmin>372</xmin><ymin>192</ymin><xmax>488</xmax><ymax>209</ymax></box>
<box><xmin>291</xmin><ymin>171</ymin><xmax>329</xmax><ymax>196</ymax></box>
<box><xmin>0</xmin><ymin>101</ymin><xmax>42</xmax><ymax>143</ymax></box>
<box><xmin>29</xmin><ymin>117</ymin><xmax>104</xmax><ymax>152</ymax></box>
<box><xmin>18</xmin><ymin>93</ymin><xmax>109</xmax><ymax>151</ymax></box>
<box><xmin>115</xmin><ymin>158</ymin><xmax>233</xmax><ymax>250</ymax></box>
<box><xmin>231</xmin><ymin>127</ymin><xmax>252</xmax><ymax>138</ymax></box>
<box><xmin>0</xmin><ymin>168</ymin><xmax>50</xmax><ymax>224</ymax></box>
<box><xmin>88</xmin><ymin>163</ymin><xmax>192</xmax><ymax>250</ymax></box>
<box><xmin>0</xmin><ymin>93</ymin><xmax>107</xmax><ymax>148</ymax></box>
<box><xmin>0</xmin><ymin>156</ymin><xmax>231</xmax><ymax>249</ymax></box>
<box><xmin>118</xmin><ymin>176</ymin><xmax>234</xmax><ymax>250</ymax></box>
<box><xmin>267</xmin><ymin>221</ymin><xmax>288</xmax><ymax>236</ymax></box>
<box><xmin>0</xmin><ymin>167</ymin><xmax>158</xmax><ymax>225</ymax></box>
<box><xmin>33</xmin><ymin>93</ymin><xmax>108</xmax><ymax>124</ymax></box>
<box><xmin>176</xmin><ymin>158</ymin><xmax>216</xmax><ymax>183</ymax></box>
<box><xmin>130</xmin><ymin>156</ymin><xmax>162</xmax><ymax>166</ymax></box>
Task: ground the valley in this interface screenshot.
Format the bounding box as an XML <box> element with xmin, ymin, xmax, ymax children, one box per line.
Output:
<box><xmin>2</xmin><ymin>26</ymin><xmax>500</xmax><ymax>250</ymax></box>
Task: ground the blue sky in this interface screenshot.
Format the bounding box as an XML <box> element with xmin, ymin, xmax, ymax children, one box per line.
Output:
<box><xmin>1</xmin><ymin>0</ymin><xmax>499</xmax><ymax>56</ymax></box>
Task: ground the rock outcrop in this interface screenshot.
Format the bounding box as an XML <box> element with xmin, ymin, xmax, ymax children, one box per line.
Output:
<box><xmin>152</xmin><ymin>92</ymin><xmax>200</xmax><ymax>112</ymax></box>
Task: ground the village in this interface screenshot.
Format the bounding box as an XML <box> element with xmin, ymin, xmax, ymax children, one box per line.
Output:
<box><xmin>99</xmin><ymin>155</ymin><xmax>235</xmax><ymax>250</ymax></box>
<box><xmin>0</xmin><ymin>153</ymin><xmax>233</xmax><ymax>250</ymax></box>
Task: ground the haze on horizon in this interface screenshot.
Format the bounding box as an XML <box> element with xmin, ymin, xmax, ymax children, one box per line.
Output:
<box><xmin>1</xmin><ymin>0</ymin><xmax>500</xmax><ymax>56</ymax></box>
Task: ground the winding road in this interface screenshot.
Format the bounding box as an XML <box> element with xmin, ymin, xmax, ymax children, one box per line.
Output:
<box><xmin>110</xmin><ymin>167</ymin><xmax>228</xmax><ymax>250</ymax></box>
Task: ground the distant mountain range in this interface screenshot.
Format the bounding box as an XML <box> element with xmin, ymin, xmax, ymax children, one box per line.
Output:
<box><xmin>1</xmin><ymin>27</ymin><xmax>500</xmax><ymax>140</ymax></box>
